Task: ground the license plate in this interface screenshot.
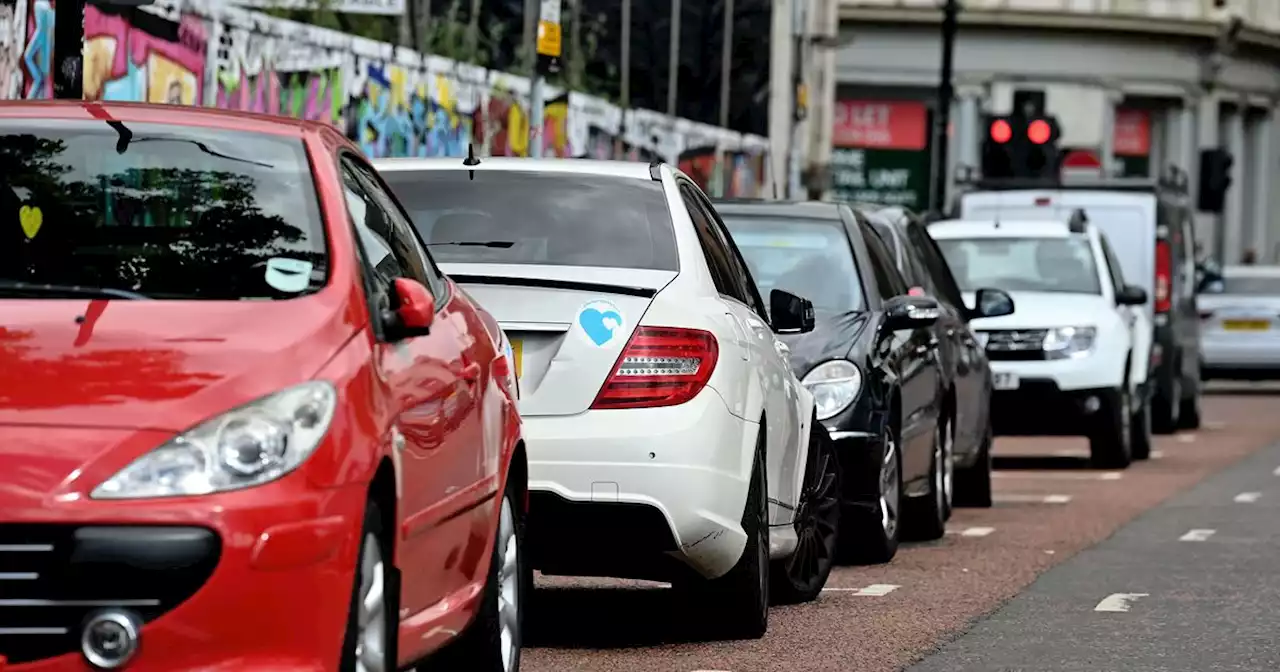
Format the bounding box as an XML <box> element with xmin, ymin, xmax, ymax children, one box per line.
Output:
<box><xmin>993</xmin><ymin>372</ymin><xmax>1020</xmax><ymax>390</ymax></box>
<box><xmin>509</xmin><ymin>337</ymin><xmax>523</xmax><ymax>378</ymax></box>
<box><xmin>1222</xmin><ymin>320</ymin><xmax>1270</xmax><ymax>331</ymax></box>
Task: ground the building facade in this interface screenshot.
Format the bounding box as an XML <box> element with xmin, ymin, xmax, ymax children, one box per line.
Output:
<box><xmin>831</xmin><ymin>0</ymin><xmax>1280</xmax><ymax>264</ymax></box>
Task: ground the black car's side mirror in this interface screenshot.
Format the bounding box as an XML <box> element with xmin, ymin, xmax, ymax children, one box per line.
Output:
<box><xmin>769</xmin><ymin>289</ymin><xmax>816</xmax><ymax>334</ymax></box>
<box><xmin>1116</xmin><ymin>284</ymin><xmax>1148</xmax><ymax>306</ymax></box>
<box><xmin>884</xmin><ymin>295</ymin><xmax>941</xmax><ymax>331</ymax></box>
<box><xmin>968</xmin><ymin>287</ymin><xmax>1015</xmax><ymax>320</ymax></box>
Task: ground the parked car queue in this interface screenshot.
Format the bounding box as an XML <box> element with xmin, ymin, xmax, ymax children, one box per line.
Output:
<box><xmin>0</xmin><ymin>101</ymin><xmax>1202</xmax><ymax>672</ymax></box>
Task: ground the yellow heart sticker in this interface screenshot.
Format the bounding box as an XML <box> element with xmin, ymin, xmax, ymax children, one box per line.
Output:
<box><xmin>19</xmin><ymin>205</ymin><xmax>42</xmax><ymax>240</ymax></box>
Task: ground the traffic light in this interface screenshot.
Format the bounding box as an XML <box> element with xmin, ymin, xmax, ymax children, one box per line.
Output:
<box><xmin>981</xmin><ymin>114</ymin><xmax>1062</xmax><ymax>179</ymax></box>
<box><xmin>1197</xmin><ymin>148</ymin><xmax>1234</xmax><ymax>213</ymax></box>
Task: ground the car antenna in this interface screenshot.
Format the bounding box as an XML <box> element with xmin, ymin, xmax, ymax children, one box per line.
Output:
<box><xmin>462</xmin><ymin>143</ymin><xmax>480</xmax><ymax>180</ymax></box>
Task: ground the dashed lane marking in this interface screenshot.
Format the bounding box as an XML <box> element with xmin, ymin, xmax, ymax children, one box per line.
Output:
<box><xmin>992</xmin><ymin>471</ymin><xmax>1123</xmax><ymax>481</ymax></box>
<box><xmin>1094</xmin><ymin>593</ymin><xmax>1149</xmax><ymax>612</ymax></box>
<box><xmin>1179</xmin><ymin>529</ymin><xmax>1216</xmax><ymax>542</ymax></box>
<box><xmin>1234</xmin><ymin>492</ymin><xmax>1262</xmax><ymax>503</ymax></box>
<box><xmin>1177</xmin><ymin>433</ymin><xmax>1197</xmax><ymax>443</ymax></box>
<box><xmin>823</xmin><ymin>584</ymin><xmax>900</xmax><ymax>596</ymax></box>
<box><xmin>993</xmin><ymin>494</ymin><xmax>1073</xmax><ymax>504</ymax></box>
<box><xmin>1150</xmin><ymin>450</ymin><xmax>1165</xmax><ymax>459</ymax></box>
<box><xmin>960</xmin><ymin>526</ymin><xmax>995</xmax><ymax>537</ymax></box>
<box><xmin>1205</xmin><ymin>420</ymin><xmax>1226</xmax><ymax>430</ymax></box>
<box><xmin>1273</xmin><ymin>465</ymin><xmax>1280</xmax><ymax>476</ymax></box>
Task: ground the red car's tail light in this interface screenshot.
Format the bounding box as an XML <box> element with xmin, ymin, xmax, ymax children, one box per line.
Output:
<box><xmin>591</xmin><ymin>326</ymin><xmax>719</xmax><ymax>410</ymax></box>
<box><xmin>1155</xmin><ymin>240</ymin><xmax>1172</xmax><ymax>313</ymax></box>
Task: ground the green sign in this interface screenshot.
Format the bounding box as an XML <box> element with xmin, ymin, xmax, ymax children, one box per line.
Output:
<box><xmin>831</xmin><ymin>147</ymin><xmax>931</xmax><ymax>210</ymax></box>
<box><xmin>1116</xmin><ymin>155</ymin><xmax>1151</xmax><ymax>178</ymax></box>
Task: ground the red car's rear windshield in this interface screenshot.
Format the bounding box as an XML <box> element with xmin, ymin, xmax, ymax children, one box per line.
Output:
<box><xmin>0</xmin><ymin>119</ymin><xmax>327</xmax><ymax>300</ymax></box>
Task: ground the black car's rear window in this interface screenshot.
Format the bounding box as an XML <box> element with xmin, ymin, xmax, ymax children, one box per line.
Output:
<box><xmin>720</xmin><ymin>214</ymin><xmax>866</xmax><ymax>314</ymax></box>
<box><xmin>1</xmin><ymin>120</ymin><xmax>327</xmax><ymax>300</ymax></box>
<box><xmin>380</xmin><ymin>170</ymin><xmax>678</xmax><ymax>271</ymax></box>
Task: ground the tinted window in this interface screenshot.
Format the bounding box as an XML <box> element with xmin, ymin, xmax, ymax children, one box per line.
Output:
<box><xmin>937</xmin><ymin>236</ymin><xmax>1102</xmax><ymax>295</ymax></box>
<box><xmin>1204</xmin><ymin>275</ymin><xmax>1280</xmax><ymax>295</ymax></box>
<box><xmin>682</xmin><ymin>186</ymin><xmax>738</xmax><ymax>298</ymax></box>
<box><xmin>1</xmin><ymin>120</ymin><xmax>326</xmax><ymax>299</ymax></box>
<box><xmin>1098</xmin><ymin>234</ymin><xmax>1127</xmax><ymax>292</ymax></box>
<box><xmin>860</xmin><ymin>220</ymin><xmax>908</xmax><ymax>300</ymax></box>
<box><xmin>381</xmin><ymin>170</ymin><xmax>678</xmax><ymax>271</ymax></box>
<box><xmin>348</xmin><ymin>159</ymin><xmax>447</xmax><ymax>301</ymax></box>
<box><xmin>908</xmin><ymin>225</ymin><xmax>966</xmax><ymax>309</ymax></box>
<box><xmin>720</xmin><ymin>215</ymin><xmax>866</xmax><ymax>314</ymax></box>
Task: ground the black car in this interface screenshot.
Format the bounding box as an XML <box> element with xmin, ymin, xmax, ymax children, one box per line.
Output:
<box><xmin>714</xmin><ymin>199</ymin><xmax>1014</xmax><ymax>564</ymax></box>
<box><xmin>856</xmin><ymin>204</ymin><xmax>1013</xmax><ymax>509</ymax></box>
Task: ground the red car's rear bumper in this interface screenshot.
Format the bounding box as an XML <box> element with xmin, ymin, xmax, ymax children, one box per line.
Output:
<box><xmin>2</xmin><ymin>482</ymin><xmax>367</xmax><ymax>672</ymax></box>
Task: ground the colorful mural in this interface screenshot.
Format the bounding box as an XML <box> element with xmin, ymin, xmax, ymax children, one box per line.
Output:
<box><xmin>0</xmin><ymin>0</ymin><xmax>770</xmax><ymax>196</ymax></box>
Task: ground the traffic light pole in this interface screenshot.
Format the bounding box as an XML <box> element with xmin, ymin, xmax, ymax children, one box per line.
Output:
<box><xmin>929</xmin><ymin>0</ymin><xmax>959</xmax><ymax>216</ymax></box>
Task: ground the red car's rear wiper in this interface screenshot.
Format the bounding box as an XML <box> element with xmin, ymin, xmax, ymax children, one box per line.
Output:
<box><xmin>0</xmin><ymin>280</ymin><xmax>150</xmax><ymax>300</ymax></box>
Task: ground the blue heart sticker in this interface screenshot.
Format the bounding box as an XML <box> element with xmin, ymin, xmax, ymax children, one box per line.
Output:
<box><xmin>579</xmin><ymin>304</ymin><xmax>623</xmax><ymax>346</ymax></box>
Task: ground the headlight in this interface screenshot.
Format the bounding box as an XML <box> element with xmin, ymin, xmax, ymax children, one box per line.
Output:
<box><xmin>93</xmin><ymin>382</ymin><xmax>338</xmax><ymax>499</ymax></box>
<box><xmin>1042</xmin><ymin>326</ymin><xmax>1096</xmax><ymax>359</ymax></box>
<box><xmin>802</xmin><ymin>360</ymin><xmax>863</xmax><ymax>421</ymax></box>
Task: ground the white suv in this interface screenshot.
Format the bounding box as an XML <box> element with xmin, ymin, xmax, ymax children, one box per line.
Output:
<box><xmin>929</xmin><ymin>213</ymin><xmax>1152</xmax><ymax>467</ymax></box>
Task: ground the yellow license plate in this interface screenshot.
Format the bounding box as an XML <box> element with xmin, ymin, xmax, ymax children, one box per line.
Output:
<box><xmin>509</xmin><ymin>338</ymin><xmax>523</xmax><ymax>378</ymax></box>
<box><xmin>1223</xmin><ymin>320</ymin><xmax>1270</xmax><ymax>331</ymax></box>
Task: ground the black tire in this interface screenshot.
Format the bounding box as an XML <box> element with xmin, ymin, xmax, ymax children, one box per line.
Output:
<box><xmin>425</xmin><ymin>479</ymin><xmax>527</xmax><ymax>672</ymax></box>
<box><xmin>1131</xmin><ymin>386</ymin><xmax>1153</xmax><ymax>460</ymax></box>
<box><xmin>1179</xmin><ymin>388</ymin><xmax>1202</xmax><ymax>430</ymax></box>
<box><xmin>903</xmin><ymin>416</ymin><xmax>948</xmax><ymax>542</ymax></box>
<box><xmin>1152</xmin><ymin>370</ymin><xmax>1181</xmax><ymax>435</ymax></box>
<box><xmin>339</xmin><ymin>502</ymin><xmax>397</xmax><ymax>672</ymax></box>
<box><xmin>692</xmin><ymin>432</ymin><xmax>769</xmax><ymax>640</ymax></box>
<box><xmin>1090</xmin><ymin>387</ymin><xmax>1133</xmax><ymax>469</ymax></box>
<box><xmin>954</xmin><ymin>420</ymin><xmax>993</xmax><ymax>508</ymax></box>
<box><xmin>836</xmin><ymin>424</ymin><xmax>901</xmax><ymax>565</ymax></box>
<box><xmin>770</xmin><ymin>420</ymin><xmax>840</xmax><ymax>605</ymax></box>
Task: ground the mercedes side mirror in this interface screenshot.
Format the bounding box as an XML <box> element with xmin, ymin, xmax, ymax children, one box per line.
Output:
<box><xmin>770</xmin><ymin>289</ymin><xmax>816</xmax><ymax>334</ymax></box>
<box><xmin>884</xmin><ymin>295</ymin><xmax>941</xmax><ymax>331</ymax></box>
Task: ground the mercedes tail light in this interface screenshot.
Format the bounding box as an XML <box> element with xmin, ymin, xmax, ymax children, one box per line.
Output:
<box><xmin>1155</xmin><ymin>240</ymin><xmax>1172</xmax><ymax>313</ymax></box>
<box><xmin>591</xmin><ymin>327</ymin><xmax>719</xmax><ymax>410</ymax></box>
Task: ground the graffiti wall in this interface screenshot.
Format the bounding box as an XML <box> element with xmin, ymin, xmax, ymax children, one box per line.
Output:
<box><xmin>0</xmin><ymin>0</ymin><xmax>770</xmax><ymax>196</ymax></box>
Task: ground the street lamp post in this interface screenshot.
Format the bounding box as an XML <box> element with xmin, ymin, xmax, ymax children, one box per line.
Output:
<box><xmin>929</xmin><ymin>0</ymin><xmax>960</xmax><ymax>215</ymax></box>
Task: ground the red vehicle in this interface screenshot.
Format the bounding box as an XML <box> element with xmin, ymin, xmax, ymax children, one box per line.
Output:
<box><xmin>0</xmin><ymin>101</ymin><xmax>527</xmax><ymax>672</ymax></box>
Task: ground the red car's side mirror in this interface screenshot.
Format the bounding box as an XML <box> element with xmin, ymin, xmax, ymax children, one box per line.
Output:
<box><xmin>393</xmin><ymin>278</ymin><xmax>435</xmax><ymax>333</ymax></box>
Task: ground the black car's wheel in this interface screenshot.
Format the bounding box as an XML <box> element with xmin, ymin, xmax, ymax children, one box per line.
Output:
<box><xmin>771</xmin><ymin>420</ymin><xmax>841</xmax><ymax>605</ymax></box>
<box><xmin>340</xmin><ymin>502</ymin><xmax>397</xmax><ymax>672</ymax></box>
<box><xmin>689</xmin><ymin>431</ymin><xmax>769</xmax><ymax>640</ymax></box>
<box><xmin>836</xmin><ymin>424</ymin><xmax>901</xmax><ymax>565</ymax></box>
<box><xmin>1179</xmin><ymin>385</ymin><xmax>1202</xmax><ymax>430</ymax></box>
<box><xmin>1090</xmin><ymin>387</ymin><xmax>1133</xmax><ymax>469</ymax></box>
<box><xmin>1131</xmin><ymin>386</ymin><xmax>1153</xmax><ymax>460</ymax></box>
<box><xmin>1152</xmin><ymin>371</ymin><xmax>1181</xmax><ymax>435</ymax></box>
<box><xmin>953</xmin><ymin>419</ymin><xmax>993</xmax><ymax>508</ymax></box>
<box><xmin>903</xmin><ymin>416</ymin><xmax>948</xmax><ymax>541</ymax></box>
<box><xmin>424</xmin><ymin>477</ymin><xmax>527</xmax><ymax>672</ymax></box>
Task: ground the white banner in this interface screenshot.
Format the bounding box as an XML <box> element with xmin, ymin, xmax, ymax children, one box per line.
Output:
<box><xmin>227</xmin><ymin>0</ymin><xmax>405</xmax><ymax>16</ymax></box>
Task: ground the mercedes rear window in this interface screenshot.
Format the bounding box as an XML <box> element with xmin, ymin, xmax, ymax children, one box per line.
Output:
<box><xmin>381</xmin><ymin>170</ymin><xmax>678</xmax><ymax>271</ymax></box>
<box><xmin>1</xmin><ymin>119</ymin><xmax>327</xmax><ymax>300</ymax></box>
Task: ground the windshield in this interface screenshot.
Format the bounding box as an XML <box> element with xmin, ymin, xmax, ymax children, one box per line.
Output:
<box><xmin>0</xmin><ymin>120</ymin><xmax>326</xmax><ymax>300</ymax></box>
<box><xmin>380</xmin><ymin>170</ymin><xmax>678</xmax><ymax>271</ymax></box>
<box><xmin>720</xmin><ymin>215</ymin><xmax>865</xmax><ymax>314</ymax></box>
<box><xmin>937</xmin><ymin>236</ymin><xmax>1101</xmax><ymax>295</ymax></box>
<box><xmin>1205</xmin><ymin>274</ymin><xmax>1280</xmax><ymax>295</ymax></box>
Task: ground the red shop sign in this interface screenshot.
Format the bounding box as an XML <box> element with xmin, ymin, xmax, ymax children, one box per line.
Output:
<box><xmin>1114</xmin><ymin>108</ymin><xmax>1151</xmax><ymax>157</ymax></box>
<box><xmin>833</xmin><ymin>100</ymin><xmax>929</xmax><ymax>151</ymax></box>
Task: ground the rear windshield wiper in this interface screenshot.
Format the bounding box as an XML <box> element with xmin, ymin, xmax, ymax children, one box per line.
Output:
<box><xmin>427</xmin><ymin>241</ymin><xmax>515</xmax><ymax>248</ymax></box>
<box><xmin>0</xmin><ymin>280</ymin><xmax>150</xmax><ymax>300</ymax></box>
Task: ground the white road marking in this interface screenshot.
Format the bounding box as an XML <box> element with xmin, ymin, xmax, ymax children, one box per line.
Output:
<box><xmin>992</xmin><ymin>471</ymin><xmax>1123</xmax><ymax>481</ymax></box>
<box><xmin>993</xmin><ymin>493</ymin><xmax>1073</xmax><ymax>504</ymax></box>
<box><xmin>1053</xmin><ymin>449</ymin><xmax>1091</xmax><ymax>457</ymax></box>
<box><xmin>960</xmin><ymin>526</ymin><xmax>996</xmax><ymax>537</ymax></box>
<box><xmin>1206</xmin><ymin>420</ymin><xmax>1226</xmax><ymax>430</ymax></box>
<box><xmin>1234</xmin><ymin>492</ymin><xmax>1262</xmax><ymax>503</ymax></box>
<box><xmin>1094</xmin><ymin>593</ymin><xmax>1149</xmax><ymax>612</ymax></box>
<box><xmin>1179</xmin><ymin>529</ymin><xmax>1216</xmax><ymax>542</ymax></box>
<box><xmin>821</xmin><ymin>583</ymin><xmax>901</xmax><ymax>596</ymax></box>
<box><xmin>1150</xmin><ymin>450</ymin><xmax>1165</xmax><ymax>459</ymax></box>
<box><xmin>1273</xmin><ymin>465</ymin><xmax>1280</xmax><ymax>476</ymax></box>
<box><xmin>1177</xmin><ymin>433</ymin><xmax>1197</xmax><ymax>443</ymax></box>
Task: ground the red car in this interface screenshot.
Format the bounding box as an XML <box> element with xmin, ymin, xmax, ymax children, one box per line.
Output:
<box><xmin>0</xmin><ymin>101</ymin><xmax>527</xmax><ymax>672</ymax></box>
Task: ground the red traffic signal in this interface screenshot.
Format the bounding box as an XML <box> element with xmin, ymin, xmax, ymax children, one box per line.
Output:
<box><xmin>1027</xmin><ymin>119</ymin><xmax>1052</xmax><ymax>145</ymax></box>
<box><xmin>990</xmin><ymin>119</ymin><xmax>1013</xmax><ymax>144</ymax></box>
